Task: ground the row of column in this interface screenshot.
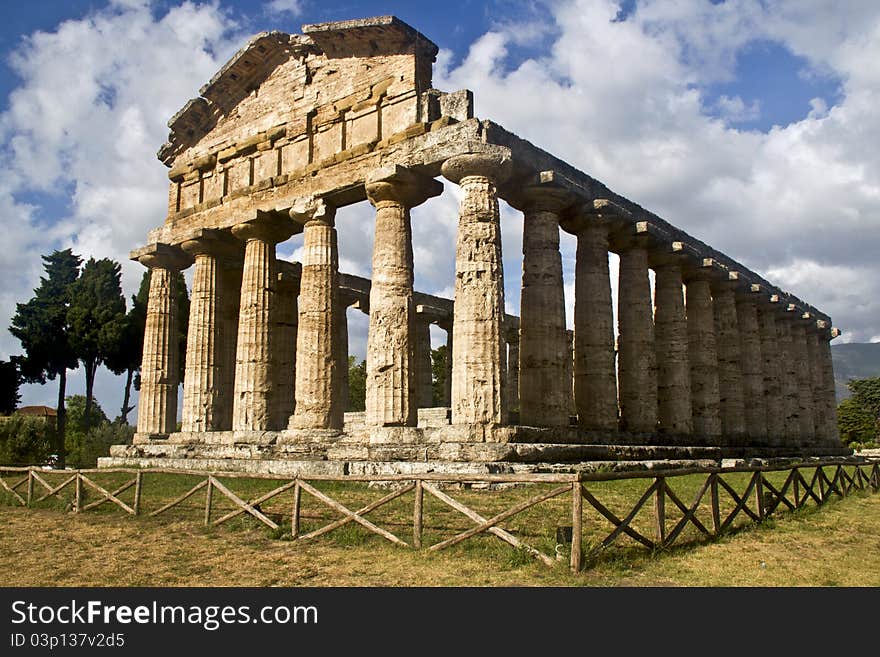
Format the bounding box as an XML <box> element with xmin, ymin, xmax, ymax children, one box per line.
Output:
<box><xmin>137</xmin><ymin>154</ymin><xmax>840</xmax><ymax>448</ymax></box>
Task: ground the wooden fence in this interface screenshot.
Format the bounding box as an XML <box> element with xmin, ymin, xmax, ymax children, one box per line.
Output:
<box><xmin>1</xmin><ymin>458</ymin><xmax>878</xmax><ymax>572</ymax></box>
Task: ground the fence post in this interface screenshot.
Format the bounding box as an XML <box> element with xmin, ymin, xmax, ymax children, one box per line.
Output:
<box><xmin>654</xmin><ymin>476</ymin><xmax>666</xmax><ymax>545</ymax></box>
<box><xmin>710</xmin><ymin>472</ymin><xmax>721</xmax><ymax>537</ymax></box>
<box><xmin>204</xmin><ymin>476</ymin><xmax>213</xmax><ymax>526</ymax></box>
<box><xmin>134</xmin><ymin>471</ymin><xmax>143</xmax><ymax>515</ymax></box>
<box><xmin>570</xmin><ymin>479</ymin><xmax>583</xmax><ymax>573</ymax></box>
<box><xmin>413</xmin><ymin>479</ymin><xmax>423</xmax><ymax>549</ymax></box>
<box><xmin>26</xmin><ymin>468</ymin><xmax>33</xmax><ymax>505</ymax></box>
<box><xmin>291</xmin><ymin>480</ymin><xmax>301</xmax><ymax>539</ymax></box>
<box><xmin>755</xmin><ymin>471</ymin><xmax>764</xmax><ymax>521</ymax></box>
<box><xmin>74</xmin><ymin>473</ymin><xmax>82</xmax><ymax>513</ymax></box>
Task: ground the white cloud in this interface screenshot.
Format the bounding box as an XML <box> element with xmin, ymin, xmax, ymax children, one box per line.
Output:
<box><xmin>716</xmin><ymin>94</ymin><xmax>761</xmax><ymax>123</ymax></box>
<box><xmin>265</xmin><ymin>0</ymin><xmax>303</xmax><ymax>18</ymax></box>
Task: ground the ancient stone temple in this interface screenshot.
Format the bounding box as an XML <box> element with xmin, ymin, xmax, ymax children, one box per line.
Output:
<box><xmin>101</xmin><ymin>16</ymin><xmax>848</xmax><ymax>475</ymax></box>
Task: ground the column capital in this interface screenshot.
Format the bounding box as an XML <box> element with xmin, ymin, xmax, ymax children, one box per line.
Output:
<box><xmin>649</xmin><ymin>240</ymin><xmax>698</xmax><ymax>270</ymax></box>
<box><xmin>289</xmin><ymin>197</ymin><xmax>337</xmax><ymax>227</ymax></box>
<box><xmin>504</xmin><ymin>170</ymin><xmax>576</xmax><ymax>213</ymax></box>
<box><xmin>232</xmin><ymin>210</ymin><xmax>297</xmax><ymax>244</ymax></box>
<box><xmin>560</xmin><ymin>198</ymin><xmax>630</xmax><ymax>235</ymax></box>
<box><xmin>610</xmin><ymin>220</ymin><xmax>668</xmax><ymax>254</ymax></box>
<box><xmin>365</xmin><ymin>164</ymin><xmax>443</xmax><ymax>208</ymax></box>
<box><xmin>682</xmin><ymin>257</ymin><xmax>725</xmax><ymax>283</ymax></box>
<box><xmin>180</xmin><ymin>228</ymin><xmax>243</xmax><ymax>260</ymax></box>
<box><xmin>440</xmin><ymin>149</ymin><xmax>512</xmax><ymax>184</ymax></box>
<box><xmin>132</xmin><ymin>242</ymin><xmax>193</xmax><ymax>271</ymax></box>
<box><xmin>710</xmin><ymin>270</ymin><xmax>743</xmax><ymax>294</ymax></box>
<box><xmin>735</xmin><ymin>282</ymin><xmax>765</xmax><ymax>305</ymax></box>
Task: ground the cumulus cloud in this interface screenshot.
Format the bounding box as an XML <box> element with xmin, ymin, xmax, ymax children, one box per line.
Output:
<box><xmin>434</xmin><ymin>0</ymin><xmax>880</xmax><ymax>343</ymax></box>
<box><xmin>0</xmin><ymin>1</ymin><xmax>246</xmax><ymax>410</ymax></box>
<box><xmin>265</xmin><ymin>0</ymin><xmax>304</xmax><ymax>18</ymax></box>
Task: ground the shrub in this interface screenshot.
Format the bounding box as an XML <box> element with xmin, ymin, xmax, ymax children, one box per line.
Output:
<box><xmin>0</xmin><ymin>416</ymin><xmax>54</xmax><ymax>465</ymax></box>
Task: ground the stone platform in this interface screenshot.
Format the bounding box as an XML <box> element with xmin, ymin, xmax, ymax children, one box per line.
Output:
<box><xmin>99</xmin><ymin>408</ymin><xmax>853</xmax><ymax>478</ymax></box>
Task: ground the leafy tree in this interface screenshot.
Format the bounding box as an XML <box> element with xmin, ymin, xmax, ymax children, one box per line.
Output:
<box><xmin>8</xmin><ymin>248</ymin><xmax>81</xmax><ymax>467</ymax></box>
<box><xmin>837</xmin><ymin>377</ymin><xmax>880</xmax><ymax>448</ymax></box>
<box><xmin>847</xmin><ymin>377</ymin><xmax>880</xmax><ymax>426</ymax></box>
<box><xmin>0</xmin><ymin>415</ymin><xmax>53</xmax><ymax>465</ymax></box>
<box><xmin>63</xmin><ymin>394</ymin><xmax>132</xmax><ymax>468</ymax></box>
<box><xmin>0</xmin><ymin>358</ymin><xmax>20</xmax><ymax>414</ymax></box>
<box><xmin>347</xmin><ymin>356</ymin><xmax>366</xmax><ymax>411</ymax></box>
<box><xmin>67</xmin><ymin>258</ymin><xmax>127</xmax><ymax>432</ymax></box>
<box><xmin>105</xmin><ymin>271</ymin><xmax>148</xmax><ymax>424</ymax></box>
<box><xmin>431</xmin><ymin>344</ymin><xmax>448</xmax><ymax>406</ymax></box>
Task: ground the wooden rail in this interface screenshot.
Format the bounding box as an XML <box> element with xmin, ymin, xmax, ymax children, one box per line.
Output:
<box><xmin>1</xmin><ymin>459</ymin><xmax>878</xmax><ymax>572</ymax></box>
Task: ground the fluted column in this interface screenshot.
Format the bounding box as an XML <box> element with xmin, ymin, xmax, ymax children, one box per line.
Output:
<box><xmin>653</xmin><ymin>262</ymin><xmax>692</xmax><ymax>435</ymax></box>
<box><xmin>506</xmin><ymin>330</ymin><xmax>520</xmax><ymax>413</ymax></box>
<box><xmin>135</xmin><ymin>245</ymin><xmax>192</xmax><ymax>435</ymax></box>
<box><xmin>441</xmin><ymin>322</ymin><xmax>453</xmax><ymax>407</ymax></box>
<box><xmin>290</xmin><ymin>199</ymin><xmax>341</xmax><ymax>430</ymax></box>
<box><xmin>413</xmin><ymin>317</ymin><xmax>434</xmax><ymax>409</ymax></box>
<box><xmin>792</xmin><ymin>316</ymin><xmax>816</xmax><ymax>444</ymax></box>
<box><xmin>735</xmin><ymin>287</ymin><xmax>767</xmax><ymax>440</ymax></box>
<box><xmin>514</xmin><ymin>183</ymin><xmax>571</xmax><ymax>427</ymax></box>
<box><xmin>686</xmin><ymin>273</ymin><xmax>721</xmax><ymax>439</ymax></box>
<box><xmin>335</xmin><ymin>295</ymin><xmax>352</xmax><ymax>416</ymax></box>
<box><xmin>364</xmin><ymin>165</ymin><xmax>441</xmax><ymax>427</ymax></box>
<box><xmin>806</xmin><ymin>323</ymin><xmax>826</xmax><ymax>441</ymax></box>
<box><xmin>777</xmin><ymin>307</ymin><xmax>801</xmax><ymax>443</ymax></box>
<box><xmin>758</xmin><ymin>299</ymin><xmax>784</xmax><ymax>442</ymax></box>
<box><xmin>819</xmin><ymin>325</ymin><xmax>841</xmax><ymax>444</ymax></box>
<box><xmin>270</xmin><ymin>265</ymin><xmax>300</xmax><ymax>430</ymax></box>
<box><xmin>218</xmin><ymin>264</ymin><xmax>242</xmax><ymax>430</ymax></box>
<box><xmin>231</xmin><ymin>215</ymin><xmax>296</xmax><ymax>432</ymax></box>
<box><xmin>442</xmin><ymin>151</ymin><xmax>511</xmax><ymax>425</ymax></box>
<box><xmin>713</xmin><ymin>278</ymin><xmax>746</xmax><ymax>440</ymax></box>
<box><xmin>616</xmin><ymin>241</ymin><xmax>657</xmax><ymax>433</ymax></box>
<box><xmin>565</xmin><ymin>207</ymin><xmax>618</xmax><ymax>432</ymax></box>
<box><xmin>180</xmin><ymin>233</ymin><xmax>239</xmax><ymax>433</ymax></box>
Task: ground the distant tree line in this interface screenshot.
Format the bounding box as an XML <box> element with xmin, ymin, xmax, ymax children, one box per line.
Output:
<box><xmin>3</xmin><ymin>248</ymin><xmax>188</xmax><ymax>467</ymax></box>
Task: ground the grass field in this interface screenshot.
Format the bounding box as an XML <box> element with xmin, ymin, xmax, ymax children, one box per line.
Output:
<box><xmin>1</xmin><ymin>466</ymin><xmax>878</xmax><ymax>586</ymax></box>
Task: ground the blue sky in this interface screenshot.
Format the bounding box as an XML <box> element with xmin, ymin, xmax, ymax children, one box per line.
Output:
<box><xmin>1</xmin><ymin>0</ymin><xmax>878</xmax><ymax>420</ymax></box>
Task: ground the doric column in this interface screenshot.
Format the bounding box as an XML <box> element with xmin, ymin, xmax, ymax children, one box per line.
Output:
<box><xmin>685</xmin><ymin>264</ymin><xmax>722</xmax><ymax>440</ymax></box>
<box><xmin>560</xmin><ymin>201</ymin><xmax>620</xmax><ymax>432</ymax></box>
<box><xmin>441</xmin><ymin>321</ymin><xmax>453</xmax><ymax>407</ymax></box>
<box><xmin>806</xmin><ymin>321</ymin><xmax>826</xmax><ymax>441</ymax></box>
<box><xmin>335</xmin><ymin>294</ymin><xmax>355</xmax><ymax>416</ymax></box>
<box><xmin>758</xmin><ymin>297</ymin><xmax>784</xmax><ymax>442</ymax></box>
<box><xmin>818</xmin><ymin>324</ymin><xmax>841</xmax><ymax>444</ymax></box>
<box><xmin>413</xmin><ymin>316</ymin><xmax>434</xmax><ymax>409</ymax></box>
<box><xmin>735</xmin><ymin>285</ymin><xmax>767</xmax><ymax>440</ymax></box>
<box><xmin>509</xmin><ymin>176</ymin><xmax>572</xmax><ymax>427</ymax></box>
<box><xmin>441</xmin><ymin>151</ymin><xmax>512</xmax><ymax>425</ymax></box>
<box><xmin>230</xmin><ymin>213</ymin><xmax>296</xmax><ymax>432</ymax></box>
<box><xmin>653</xmin><ymin>258</ymin><xmax>692</xmax><ymax>436</ymax></box>
<box><xmin>180</xmin><ymin>230</ymin><xmax>241</xmax><ymax>433</ymax></box>
<box><xmin>364</xmin><ymin>165</ymin><xmax>442</xmax><ymax>427</ymax></box>
<box><xmin>134</xmin><ymin>244</ymin><xmax>192</xmax><ymax>435</ymax></box>
<box><xmin>713</xmin><ymin>274</ymin><xmax>746</xmax><ymax>441</ymax></box>
<box><xmin>792</xmin><ymin>314</ymin><xmax>816</xmax><ymax>444</ymax></box>
<box><xmin>614</xmin><ymin>230</ymin><xmax>657</xmax><ymax>433</ymax></box>
<box><xmin>270</xmin><ymin>263</ymin><xmax>301</xmax><ymax>430</ymax></box>
<box><xmin>290</xmin><ymin>199</ymin><xmax>341</xmax><ymax>430</ymax></box>
<box><xmin>505</xmin><ymin>326</ymin><xmax>520</xmax><ymax>414</ymax></box>
<box><xmin>776</xmin><ymin>305</ymin><xmax>801</xmax><ymax>443</ymax></box>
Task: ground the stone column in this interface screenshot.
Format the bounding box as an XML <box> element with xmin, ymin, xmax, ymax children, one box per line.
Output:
<box><xmin>441</xmin><ymin>322</ymin><xmax>453</xmax><ymax>407</ymax></box>
<box><xmin>758</xmin><ymin>298</ymin><xmax>784</xmax><ymax>443</ymax></box>
<box><xmin>776</xmin><ymin>307</ymin><xmax>801</xmax><ymax>443</ymax></box>
<box><xmin>713</xmin><ymin>277</ymin><xmax>746</xmax><ymax>441</ymax></box>
<box><xmin>564</xmin><ymin>207</ymin><xmax>618</xmax><ymax>432</ymax></box>
<box><xmin>270</xmin><ymin>264</ymin><xmax>300</xmax><ymax>430</ymax></box>
<box><xmin>792</xmin><ymin>316</ymin><xmax>816</xmax><ymax>444</ymax></box>
<box><xmin>363</xmin><ymin>165</ymin><xmax>442</xmax><ymax>427</ymax></box>
<box><xmin>180</xmin><ymin>231</ymin><xmax>239</xmax><ymax>433</ymax></box>
<box><xmin>218</xmin><ymin>264</ymin><xmax>242</xmax><ymax>431</ymax></box>
<box><xmin>806</xmin><ymin>322</ymin><xmax>826</xmax><ymax>440</ymax></box>
<box><xmin>335</xmin><ymin>295</ymin><xmax>352</xmax><ymax>416</ymax></box>
<box><xmin>135</xmin><ymin>244</ymin><xmax>192</xmax><ymax>436</ymax></box>
<box><xmin>231</xmin><ymin>214</ymin><xmax>296</xmax><ymax>432</ymax></box>
<box><xmin>685</xmin><ymin>271</ymin><xmax>722</xmax><ymax>440</ymax></box>
<box><xmin>513</xmin><ymin>182</ymin><xmax>572</xmax><ymax>427</ymax></box>
<box><xmin>735</xmin><ymin>287</ymin><xmax>767</xmax><ymax>441</ymax></box>
<box><xmin>442</xmin><ymin>151</ymin><xmax>512</xmax><ymax>426</ymax></box>
<box><xmin>506</xmin><ymin>329</ymin><xmax>520</xmax><ymax>413</ymax></box>
<box><xmin>616</xmin><ymin>240</ymin><xmax>657</xmax><ymax>433</ymax></box>
<box><xmin>653</xmin><ymin>262</ymin><xmax>692</xmax><ymax>435</ymax></box>
<box><xmin>413</xmin><ymin>317</ymin><xmax>434</xmax><ymax>409</ymax></box>
<box><xmin>818</xmin><ymin>325</ymin><xmax>841</xmax><ymax>444</ymax></box>
<box><xmin>290</xmin><ymin>199</ymin><xmax>341</xmax><ymax>430</ymax></box>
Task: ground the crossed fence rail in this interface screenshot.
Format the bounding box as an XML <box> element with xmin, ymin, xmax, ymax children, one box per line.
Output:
<box><xmin>1</xmin><ymin>458</ymin><xmax>878</xmax><ymax>572</ymax></box>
